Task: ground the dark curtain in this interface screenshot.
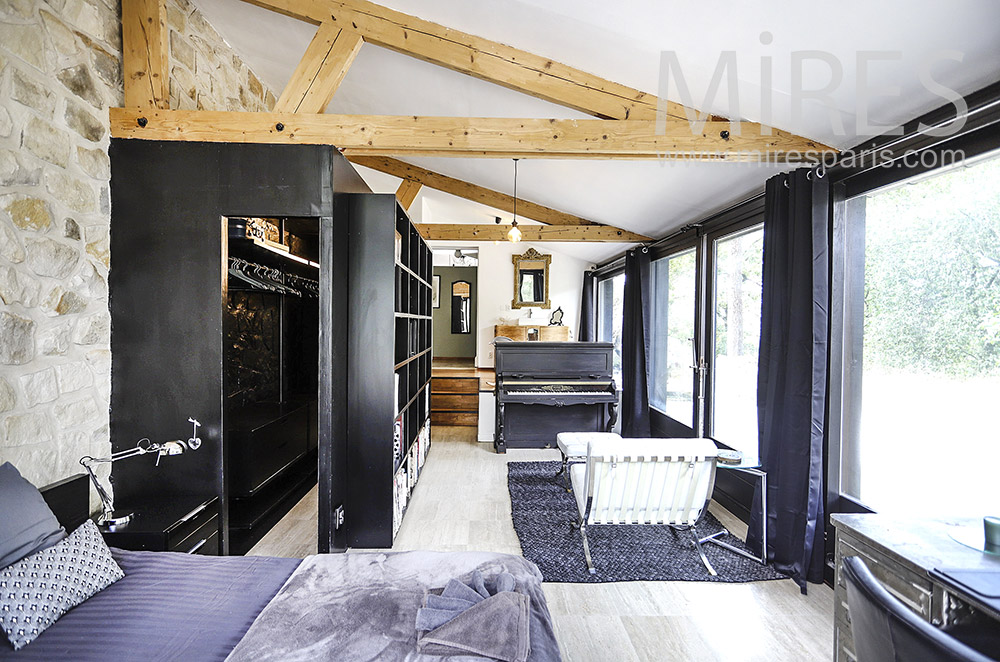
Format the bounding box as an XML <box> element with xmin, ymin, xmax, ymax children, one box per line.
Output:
<box><xmin>621</xmin><ymin>249</ymin><xmax>651</xmax><ymax>437</ymax></box>
<box><xmin>579</xmin><ymin>271</ymin><xmax>596</xmax><ymax>341</ymax></box>
<box><xmin>532</xmin><ymin>272</ymin><xmax>545</xmax><ymax>302</ymax></box>
<box><xmin>747</xmin><ymin>168</ymin><xmax>829</xmax><ymax>593</ymax></box>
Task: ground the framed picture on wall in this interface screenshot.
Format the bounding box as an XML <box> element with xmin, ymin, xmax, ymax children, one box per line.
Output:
<box><xmin>432</xmin><ymin>275</ymin><xmax>441</xmax><ymax>308</ymax></box>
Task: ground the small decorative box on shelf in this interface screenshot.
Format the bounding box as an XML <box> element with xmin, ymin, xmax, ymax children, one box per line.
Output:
<box><xmin>98</xmin><ymin>496</ymin><xmax>220</xmax><ymax>555</ymax></box>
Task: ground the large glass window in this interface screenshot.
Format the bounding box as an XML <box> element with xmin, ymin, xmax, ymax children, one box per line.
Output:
<box><xmin>649</xmin><ymin>249</ymin><xmax>696</xmax><ymax>425</ymax></box>
<box><xmin>711</xmin><ymin>226</ymin><xmax>764</xmax><ymax>456</ymax></box>
<box><xmin>841</xmin><ymin>154</ymin><xmax>1000</xmax><ymax>517</ymax></box>
<box><xmin>597</xmin><ymin>273</ymin><xmax>625</xmax><ymax>387</ymax></box>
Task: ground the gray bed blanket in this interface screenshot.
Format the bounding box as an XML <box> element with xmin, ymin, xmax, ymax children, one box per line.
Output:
<box><xmin>226</xmin><ymin>551</ymin><xmax>561</xmax><ymax>662</ymax></box>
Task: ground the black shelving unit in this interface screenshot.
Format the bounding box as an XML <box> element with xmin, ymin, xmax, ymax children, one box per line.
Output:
<box><xmin>347</xmin><ymin>194</ymin><xmax>432</xmax><ymax>548</ymax></box>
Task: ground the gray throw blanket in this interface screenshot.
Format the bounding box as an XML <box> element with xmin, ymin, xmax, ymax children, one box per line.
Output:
<box><xmin>226</xmin><ymin>551</ymin><xmax>561</xmax><ymax>662</ymax></box>
<box><xmin>415</xmin><ymin>571</ymin><xmax>530</xmax><ymax>662</ymax></box>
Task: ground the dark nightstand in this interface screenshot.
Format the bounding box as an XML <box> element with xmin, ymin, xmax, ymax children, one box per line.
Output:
<box><xmin>99</xmin><ymin>496</ymin><xmax>220</xmax><ymax>555</ymax></box>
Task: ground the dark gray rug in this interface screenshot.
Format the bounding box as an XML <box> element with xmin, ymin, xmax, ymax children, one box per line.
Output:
<box><xmin>507</xmin><ymin>461</ymin><xmax>787</xmax><ymax>583</ymax></box>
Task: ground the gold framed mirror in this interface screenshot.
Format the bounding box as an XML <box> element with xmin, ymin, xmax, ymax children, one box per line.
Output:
<box><xmin>512</xmin><ymin>248</ymin><xmax>551</xmax><ymax>309</ymax></box>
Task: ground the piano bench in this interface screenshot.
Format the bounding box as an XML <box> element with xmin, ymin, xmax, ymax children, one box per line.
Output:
<box><xmin>555</xmin><ymin>432</ymin><xmax>623</xmax><ymax>491</ymax></box>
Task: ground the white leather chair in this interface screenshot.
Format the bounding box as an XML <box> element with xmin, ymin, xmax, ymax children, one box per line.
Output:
<box><xmin>569</xmin><ymin>437</ymin><xmax>719</xmax><ymax>575</ymax></box>
<box><xmin>554</xmin><ymin>432</ymin><xmax>622</xmax><ymax>490</ymax></box>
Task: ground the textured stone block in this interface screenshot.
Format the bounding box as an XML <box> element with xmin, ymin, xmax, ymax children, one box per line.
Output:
<box><xmin>21</xmin><ymin>368</ymin><xmax>59</xmax><ymax>407</ymax></box>
<box><xmin>52</xmin><ymin>396</ymin><xmax>100</xmax><ymax>428</ymax></box>
<box><xmin>0</xmin><ymin>311</ymin><xmax>36</xmax><ymax>365</ymax></box>
<box><xmin>40</xmin><ymin>9</ymin><xmax>79</xmax><ymax>55</ymax></box>
<box><xmin>0</xmin><ymin>148</ymin><xmax>43</xmax><ymax>187</ymax></box>
<box><xmin>56</xmin><ymin>290</ymin><xmax>88</xmax><ymax>314</ymax></box>
<box><xmin>85</xmin><ymin>349</ymin><xmax>110</xmax><ymax>376</ymax></box>
<box><xmin>0</xmin><ymin>23</ymin><xmax>53</xmax><ymax>72</ymax></box>
<box><xmin>64</xmin><ymin>217</ymin><xmax>81</xmax><ymax>240</ymax></box>
<box><xmin>72</xmin><ymin>311</ymin><xmax>109</xmax><ymax>345</ymax></box>
<box><xmin>25</xmin><ymin>236</ymin><xmax>80</xmax><ymax>278</ymax></box>
<box><xmin>0</xmin><ymin>218</ymin><xmax>25</xmax><ymax>263</ymax></box>
<box><xmin>85</xmin><ymin>232</ymin><xmax>109</xmax><ymax>268</ymax></box>
<box><xmin>45</xmin><ymin>170</ymin><xmax>97</xmax><ymax>212</ymax></box>
<box><xmin>68</xmin><ymin>260</ymin><xmax>106</xmax><ymax>299</ymax></box>
<box><xmin>166</xmin><ymin>4</ymin><xmax>185</xmax><ymax>32</ymax></box>
<box><xmin>0</xmin><ymin>107</ymin><xmax>12</xmax><ymax>137</ymax></box>
<box><xmin>62</xmin><ymin>0</ymin><xmax>104</xmax><ymax>45</ymax></box>
<box><xmin>22</xmin><ymin>116</ymin><xmax>71</xmax><ymax>167</ymax></box>
<box><xmin>170</xmin><ymin>31</ymin><xmax>195</xmax><ymax>70</ymax></box>
<box><xmin>39</xmin><ymin>285</ymin><xmax>64</xmax><ymax>316</ymax></box>
<box><xmin>1</xmin><ymin>412</ymin><xmax>53</xmax><ymax>447</ymax></box>
<box><xmin>77</xmin><ymin>32</ymin><xmax>120</xmax><ymax>86</ymax></box>
<box><xmin>76</xmin><ymin>145</ymin><xmax>110</xmax><ymax>179</ymax></box>
<box><xmin>171</xmin><ymin>63</ymin><xmax>197</xmax><ymax>102</ymax></box>
<box><xmin>64</xmin><ymin>101</ymin><xmax>105</xmax><ymax>142</ymax></box>
<box><xmin>0</xmin><ymin>378</ymin><xmax>15</xmax><ymax>413</ymax></box>
<box><xmin>56</xmin><ymin>361</ymin><xmax>93</xmax><ymax>394</ymax></box>
<box><xmin>57</xmin><ymin>64</ymin><xmax>104</xmax><ymax>109</ymax></box>
<box><xmin>11</xmin><ymin>68</ymin><xmax>57</xmax><ymax>117</ymax></box>
<box><xmin>0</xmin><ymin>268</ymin><xmax>41</xmax><ymax>308</ymax></box>
<box><xmin>0</xmin><ymin>265</ymin><xmax>19</xmax><ymax>305</ymax></box>
<box><xmin>38</xmin><ymin>321</ymin><xmax>73</xmax><ymax>356</ymax></box>
<box><xmin>2</xmin><ymin>195</ymin><xmax>52</xmax><ymax>231</ymax></box>
<box><xmin>2</xmin><ymin>0</ymin><xmax>35</xmax><ymax>18</ymax></box>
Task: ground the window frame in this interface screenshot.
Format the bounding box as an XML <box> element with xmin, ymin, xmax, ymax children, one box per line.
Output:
<box><xmin>825</xmin><ymin>131</ymin><xmax>1000</xmax><ymax>581</ymax></box>
<box><xmin>647</xmin><ymin>238</ymin><xmax>700</xmax><ymax>434</ymax></box>
<box><xmin>703</xmin><ymin>215</ymin><xmax>766</xmax><ymax>452</ymax></box>
<box><xmin>595</xmin><ymin>266</ymin><xmax>624</xmax><ymax>344</ymax></box>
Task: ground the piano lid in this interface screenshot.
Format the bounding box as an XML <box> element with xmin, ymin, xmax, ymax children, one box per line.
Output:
<box><xmin>495</xmin><ymin>341</ymin><xmax>614</xmax><ymax>378</ymax></box>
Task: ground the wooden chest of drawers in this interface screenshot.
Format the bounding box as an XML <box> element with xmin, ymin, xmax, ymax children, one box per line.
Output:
<box><xmin>494</xmin><ymin>324</ymin><xmax>570</xmax><ymax>342</ymax></box>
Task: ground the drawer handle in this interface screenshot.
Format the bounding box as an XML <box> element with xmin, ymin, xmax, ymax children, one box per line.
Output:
<box><xmin>186</xmin><ymin>537</ymin><xmax>208</xmax><ymax>554</ymax></box>
<box><xmin>178</xmin><ymin>503</ymin><xmax>208</xmax><ymax>524</ymax></box>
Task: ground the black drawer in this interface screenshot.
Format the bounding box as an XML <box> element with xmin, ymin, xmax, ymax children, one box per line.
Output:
<box><xmin>164</xmin><ymin>500</ymin><xmax>218</xmax><ymax>550</ymax></box>
<box><xmin>100</xmin><ymin>496</ymin><xmax>220</xmax><ymax>555</ymax></box>
<box><xmin>169</xmin><ymin>511</ymin><xmax>219</xmax><ymax>553</ymax></box>
<box><xmin>230</xmin><ymin>405</ymin><xmax>310</xmax><ymax>496</ymax></box>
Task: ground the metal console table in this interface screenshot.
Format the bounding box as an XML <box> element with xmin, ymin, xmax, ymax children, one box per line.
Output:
<box><xmin>701</xmin><ymin>457</ymin><xmax>768</xmax><ymax>565</ymax></box>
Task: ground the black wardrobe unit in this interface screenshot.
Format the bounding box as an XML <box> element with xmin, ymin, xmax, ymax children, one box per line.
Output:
<box><xmin>224</xmin><ymin>217</ymin><xmax>321</xmax><ymax>554</ymax></box>
<box><xmin>109</xmin><ymin>140</ymin><xmax>366</xmax><ymax>554</ymax></box>
<box><xmin>109</xmin><ymin>141</ymin><xmax>433</xmax><ymax>554</ymax></box>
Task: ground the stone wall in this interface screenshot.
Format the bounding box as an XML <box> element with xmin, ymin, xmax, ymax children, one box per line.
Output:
<box><xmin>0</xmin><ymin>0</ymin><xmax>275</xmax><ymax>493</ymax></box>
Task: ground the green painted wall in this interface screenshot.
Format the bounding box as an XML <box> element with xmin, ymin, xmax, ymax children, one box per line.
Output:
<box><xmin>432</xmin><ymin>266</ymin><xmax>478</xmax><ymax>358</ymax></box>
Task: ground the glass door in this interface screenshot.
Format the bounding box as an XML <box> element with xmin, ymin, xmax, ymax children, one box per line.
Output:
<box><xmin>649</xmin><ymin>249</ymin><xmax>697</xmax><ymax>427</ymax></box>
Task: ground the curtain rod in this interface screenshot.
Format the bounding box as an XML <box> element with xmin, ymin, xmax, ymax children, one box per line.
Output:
<box><xmin>593</xmin><ymin>190</ymin><xmax>765</xmax><ymax>271</ymax></box>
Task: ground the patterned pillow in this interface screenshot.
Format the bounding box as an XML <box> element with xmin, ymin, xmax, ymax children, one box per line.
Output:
<box><xmin>0</xmin><ymin>520</ymin><xmax>124</xmax><ymax>650</ymax></box>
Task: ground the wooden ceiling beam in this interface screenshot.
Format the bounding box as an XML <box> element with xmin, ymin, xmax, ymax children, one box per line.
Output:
<box><xmin>240</xmin><ymin>0</ymin><xmax>709</xmax><ymax>122</ymax></box>
<box><xmin>349</xmin><ymin>156</ymin><xmax>597</xmax><ymax>226</ymax></box>
<box><xmin>415</xmin><ymin>223</ymin><xmax>650</xmax><ymax>243</ymax></box>
<box><xmin>395</xmin><ymin>179</ymin><xmax>422</xmax><ymax>210</ymax></box>
<box><xmin>273</xmin><ymin>20</ymin><xmax>363</xmax><ymax>113</ymax></box>
<box><xmin>109</xmin><ymin>108</ymin><xmax>833</xmax><ymax>161</ymax></box>
<box><xmin>122</xmin><ymin>0</ymin><xmax>170</xmax><ymax>109</ymax></box>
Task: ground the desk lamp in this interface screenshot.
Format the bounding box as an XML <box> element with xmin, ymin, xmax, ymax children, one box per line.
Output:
<box><xmin>80</xmin><ymin>418</ymin><xmax>202</xmax><ymax>527</ymax></box>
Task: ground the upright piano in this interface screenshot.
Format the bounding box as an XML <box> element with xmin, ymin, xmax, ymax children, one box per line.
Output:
<box><xmin>494</xmin><ymin>341</ymin><xmax>617</xmax><ymax>453</ymax></box>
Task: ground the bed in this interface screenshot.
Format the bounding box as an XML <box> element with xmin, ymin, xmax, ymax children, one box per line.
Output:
<box><xmin>0</xmin><ymin>472</ymin><xmax>561</xmax><ymax>662</ymax></box>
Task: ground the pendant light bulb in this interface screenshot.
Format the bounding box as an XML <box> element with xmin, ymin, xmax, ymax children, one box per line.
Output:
<box><xmin>507</xmin><ymin>219</ymin><xmax>521</xmax><ymax>243</ymax></box>
<box><xmin>509</xmin><ymin>159</ymin><xmax>521</xmax><ymax>243</ymax></box>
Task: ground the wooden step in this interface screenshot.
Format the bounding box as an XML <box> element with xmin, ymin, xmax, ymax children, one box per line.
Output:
<box><xmin>432</xmin><ymin>393</ymin><xmax>478</xmax><ymax>411</ymax></box>
<box><xmin>431</xmin><ymin>411</ymin><xmax>478</xmax><ymax>426</ymax></box>
<box><xmin>431</xmin><ymin>377</ymin><xmax>479</xmax><ymax>393</ymax></box>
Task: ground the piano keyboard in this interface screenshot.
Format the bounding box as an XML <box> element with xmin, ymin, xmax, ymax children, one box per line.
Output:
<box><xmin>507</xmin><ymin>389</ymin><xmax>607</xmax><ymax>395</ymax></box>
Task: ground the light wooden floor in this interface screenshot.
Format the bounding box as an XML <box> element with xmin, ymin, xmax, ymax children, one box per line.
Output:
<box><xmin>249</xmin><ymin>426</ymin><xmax>835</xmax><ymax>661</ymax></box>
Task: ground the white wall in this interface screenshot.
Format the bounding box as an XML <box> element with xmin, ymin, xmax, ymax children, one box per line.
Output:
<box><xmin>428</xmin><ymin>241</ymin><xmax>590</xmax><ymax>368</ymax></box>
